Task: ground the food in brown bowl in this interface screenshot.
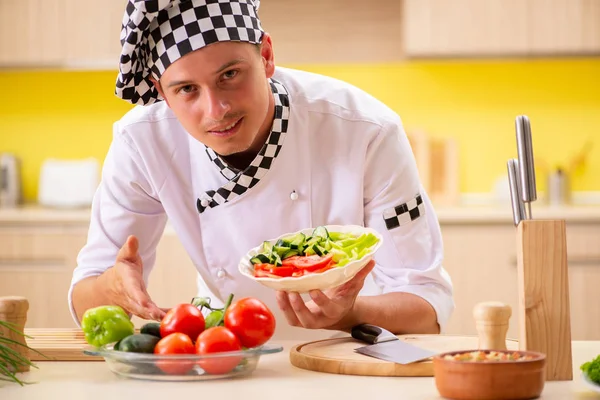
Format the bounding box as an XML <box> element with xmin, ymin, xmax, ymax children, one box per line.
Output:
<box><xmin>433</xmin><ymin>349</ymin><xmax>546</xmax><ymax>400</ymax></box>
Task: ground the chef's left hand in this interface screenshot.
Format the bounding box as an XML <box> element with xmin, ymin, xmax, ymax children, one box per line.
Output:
<box><xmin>276</xmin><ymin>260</ymin><xmax>375</xmax><ymax>330</ymax></box>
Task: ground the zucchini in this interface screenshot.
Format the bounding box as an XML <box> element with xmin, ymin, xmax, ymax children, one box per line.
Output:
<box><xmin>117</xmin><ymin>333</ymin><xmax>160</xmax><ymax>353</ymax></box>
<box><xmin>140</xmin><ymin>322</ymin><xmax>161</xmax><ymax>338</ymax></box>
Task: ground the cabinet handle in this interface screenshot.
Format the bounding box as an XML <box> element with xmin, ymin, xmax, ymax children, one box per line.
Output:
<box><xmin>510</xmin><ymin>255</ymin><xmax>600</xmax><ymax>267</ymax></box>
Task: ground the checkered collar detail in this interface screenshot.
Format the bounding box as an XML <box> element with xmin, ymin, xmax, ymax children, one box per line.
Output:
<box><xmin>115</xmin><ymin>0</ymin><xmax>264</xmax><ymax>106</ymax></box>
<box><xmin>196</xmin><ymin>78</ymin><xmax>290</xmax><ymax>213</ymax></box>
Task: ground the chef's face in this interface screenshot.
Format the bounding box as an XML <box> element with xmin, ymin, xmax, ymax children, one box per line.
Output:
<box><xmin>153</xmin><ymin>34</ymin><xmax>276</xmax><ymax>157</ymax></box>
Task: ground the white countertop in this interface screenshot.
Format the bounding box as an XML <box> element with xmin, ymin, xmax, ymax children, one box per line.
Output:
<box><xmin>1</xmin><ymin>340</ymin><xmax>599</xmax><ymax>400</ymax></box>
<box><xmin>1</xmin><ymin>203</ymin><xmax>600</xmax><ymax>226</ymax></box>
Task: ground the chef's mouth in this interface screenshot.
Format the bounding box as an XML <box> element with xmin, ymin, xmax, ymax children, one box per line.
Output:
<box><xmin>207</xmin><ymin>117</ymin><xmax>244</xmax><ymax>137</ymax></box>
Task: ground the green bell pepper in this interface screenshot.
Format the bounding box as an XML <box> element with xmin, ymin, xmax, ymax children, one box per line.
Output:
<box><xmin>81</xmin><ymin>305</ymin><xmax>135</xmax><ymax>347</ymax></box>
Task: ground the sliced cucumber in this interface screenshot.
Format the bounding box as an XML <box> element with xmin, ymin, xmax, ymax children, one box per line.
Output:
<box><xmin>312</xmin><ymin>226</ymin><xmax>329</xmax><ymax>239</ymax></box>
<box><xmin>292</xmin><ymin>233</ymin><xmax>306</xmax><ymax>248</ymax></box>
<box><xmin>250</xmin><ymin>254</ymin><xmax>271</xmax><ymax>265</ymax></box>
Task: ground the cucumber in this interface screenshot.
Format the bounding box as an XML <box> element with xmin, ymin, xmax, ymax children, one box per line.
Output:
<box><xmin>117</xmin><ymin>333</ymin><xmax>160</xmax><ymax>353</ymax></box>
<box><xmin>312</xmin><ymin>226</ymin><xmax>329</xmax><ymax>239</ymax></box>
<box><xmin>140</xmin><ymin>322</ymin><xmax>162</xmax><ymax>338</ymax></box>
<box><xmin>250</xmin><ymin>254</ymin><xmax>270</xmax><ymax>265</ymax></box>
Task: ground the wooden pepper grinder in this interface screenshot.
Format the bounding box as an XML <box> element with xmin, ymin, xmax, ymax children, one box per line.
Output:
<box><xmin>0</xmin><ymin>296</ymin><xmax>30</xmax><ymax>372</ymax></box>
<box><xmin>473</xmin><ymin>301</ymin><xmax>512</xmax><ymax>350</ymax></box>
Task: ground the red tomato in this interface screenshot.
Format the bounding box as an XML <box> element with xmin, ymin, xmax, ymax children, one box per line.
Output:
<box><xmin>224</xmin><ymin>297</ymin><xmax>275</xmax><ymax>348</ymax></box>
<box><xmin>282</xmin><ymin>254</ymin><xmax>333</xmax><ymax>272</ymax></box>
<box><xmin>195</xmin><ymin>327</ymin><xmax>243</xmax><ymax>375</ymax></box>
<box><xmin>254</xmin><ymin>264</ymin><xmax>295</xmax><ymax>277</ymax></box>
<box><xmin>160</xmin><ymin>303</ymin><xmax>205</xmax><ymax>340</ymax></box>
<box><xmin>154</xmin><ymin>332</ymin><xmax>196</xmax><ymax>375</ymax></box>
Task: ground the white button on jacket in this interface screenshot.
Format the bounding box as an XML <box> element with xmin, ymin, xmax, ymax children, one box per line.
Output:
<box><xmin>69</xmin><ymin>67</ymin><xmax>455</xmax><ymax>336</ymax></box>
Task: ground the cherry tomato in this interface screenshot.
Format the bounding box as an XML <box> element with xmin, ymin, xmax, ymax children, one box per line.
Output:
<box><xmin>160</xmin><ymin>303</ymin><xmax>205</xmax><ymax>340</ymax></box>
<box><xmin>195</xmin><ymin>326</ymin><xmax>243</xmax><ymax>375</ymax></box>
<box><xmin>282</xmin><ymin>254</ymin><xmax>333</xmax><ymax>272</ymax></box>
<box><xmin>154</xmin><ymin>332</ymin><xmax>196</xmax><ymax>375</ymax></box>
<box><xmin>224</xmin><ymin>297</ymin><xmax>275</xmax><ymax>348</ymax></box>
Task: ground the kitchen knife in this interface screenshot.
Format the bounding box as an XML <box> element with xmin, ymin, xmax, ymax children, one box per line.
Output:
<box><xmin>351</xmin><ymin>324</ymin><xmax>437</xmax><ymax>365</ymax></box>
<box><xmin>507</xmin><ymin>159</ymin><xmax>526</xmax><ymax>226</ymax></box>
<box><xmin>515</xmin><ymin>115</ymin><xmax>537</xmax><ymax>219</ymax></box>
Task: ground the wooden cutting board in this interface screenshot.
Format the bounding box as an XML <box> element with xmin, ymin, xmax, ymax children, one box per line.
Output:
<box><xmin>24</xmin><ymin>328</ymin><xmax>103</xmax><ymax>361</ymax></box>
<box><xmin>289</xmin><ymin>334</ymin><xmax>520</xmax><ymax>377</ymax></box>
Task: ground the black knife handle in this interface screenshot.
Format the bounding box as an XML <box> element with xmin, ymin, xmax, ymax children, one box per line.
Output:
<box><xmin>351</xmin><ymin>324</ymin><xmax>397</xmax><ymax>344</ymax></box>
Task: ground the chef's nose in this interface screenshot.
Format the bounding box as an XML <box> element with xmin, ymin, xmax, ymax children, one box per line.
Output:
<box><xmin>202</xmin><ymin>89</ymin><xmax>231</xmax><ymax>121</ymax></box>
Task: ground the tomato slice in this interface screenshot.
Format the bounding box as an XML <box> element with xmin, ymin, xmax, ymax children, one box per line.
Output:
<box><xmin>282</xmin><ymin>254</ymin><xmax>333</xmax><ymax>271</ymax></box>
<box><xmin>305</xmin><ymin>260</ymin><xmax>336</xmax><ymax>275</ymax></box>
<box><xmin>253</xmin><ymin>263</ymin><xmax>295</xmax><ymax>277</ymax></box>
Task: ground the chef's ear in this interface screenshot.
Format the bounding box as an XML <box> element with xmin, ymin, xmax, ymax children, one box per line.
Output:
<box><xmin>259</xmin><ymin>32</ymin><xmax>275</xmax><ymax>78</ymax></box>
<box><xmin>149</xmin><ymin>76</ymin><xmax>171</xmax><ymax>108</ymax></box>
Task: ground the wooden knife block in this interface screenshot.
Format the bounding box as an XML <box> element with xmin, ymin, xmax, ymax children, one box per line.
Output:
<box><xmin>516</xmin><ymin>219</ymin><xmax>573</xmax><ymax>381</ymax></box>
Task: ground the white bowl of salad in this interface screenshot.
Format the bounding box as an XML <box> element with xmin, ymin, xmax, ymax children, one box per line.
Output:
<box><xmin>238</xmin><ymin>225</ymin><xmax>383</xmax><ymax>293</ymax></box>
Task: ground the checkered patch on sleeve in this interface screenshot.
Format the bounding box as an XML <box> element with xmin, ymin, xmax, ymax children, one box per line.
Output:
<box><xmin>382</xmin><ymin>194</ymin><xmax>425</xmax><ymax>230</ymax></box>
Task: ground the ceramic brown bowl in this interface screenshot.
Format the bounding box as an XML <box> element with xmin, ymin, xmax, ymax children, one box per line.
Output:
<box><xmin>432</xmin><ymin>349</ymin><xmax>546</xmax><ymax>400</ymax></box>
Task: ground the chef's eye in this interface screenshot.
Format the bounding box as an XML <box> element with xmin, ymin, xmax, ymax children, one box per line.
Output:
<box><xmin>222</xmin><ymin>69</ymin><xmax>238</xmax><ymax>80</ymax></box>
<box><xmin>178</xmin><ymin>84</ymin><xmax>196</xmax><ymax>94</ymax></box>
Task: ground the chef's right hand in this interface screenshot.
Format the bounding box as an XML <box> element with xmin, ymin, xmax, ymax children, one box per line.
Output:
<box><xmin>98</xmin><ymin>235</ymin><xmax>166</xmax><ymax>321</ymax></box>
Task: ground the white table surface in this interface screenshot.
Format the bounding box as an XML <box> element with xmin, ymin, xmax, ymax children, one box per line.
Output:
<box><xmin>2</xmin><ymin>340</ymin><xmax>600</xmax><ymax>400</ymax></box>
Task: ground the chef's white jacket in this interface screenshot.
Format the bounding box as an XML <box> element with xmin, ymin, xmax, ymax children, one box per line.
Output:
<box><xmin>69</xmin><ymin>66</ymin><xmax>454</xmax><ymax>339</ymax></box>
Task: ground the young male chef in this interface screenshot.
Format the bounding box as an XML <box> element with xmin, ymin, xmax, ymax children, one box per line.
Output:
<box><xmin>69</xmin><ymin>0</ymin><xmax>454</xmax><ymax>339</ymax></box>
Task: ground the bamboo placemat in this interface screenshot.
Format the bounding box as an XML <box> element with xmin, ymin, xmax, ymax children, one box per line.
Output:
<box><xmin>24</xmin><ymin>328</ymin><xmax>103</xmax><ymax>361</ymax></box>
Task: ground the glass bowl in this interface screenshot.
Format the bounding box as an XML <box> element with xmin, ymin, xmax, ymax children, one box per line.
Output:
<box><xmin>83</xmin><ymin>342</ymin><xmax>283</xmax><ymax>381</ymax></box>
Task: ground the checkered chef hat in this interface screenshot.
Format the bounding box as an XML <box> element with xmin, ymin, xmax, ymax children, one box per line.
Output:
<box><xmin>115</xmin><ymin>0</ymin><xmax>264</xmax><ymax>106</ymax></box>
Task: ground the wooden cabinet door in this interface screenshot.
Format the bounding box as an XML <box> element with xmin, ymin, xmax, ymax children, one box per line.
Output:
<box><xmin>403</xmin><ymin>0</ymin><xmax>530</xmax><ymax>57</ymax></box>
<box><xmin>440</xmin><ymin>223</ymin><xmax>520</xmax><ymax>339</ymax></box>
<box><xmin>0</xmin><ymin>0</ymin><xmax>66</xmax><ymax>66</ymax></box>
<box><xmin>565</xmin><ymin>222</ymin><xmax>600</xmax><ymax>340</ymax></box>
<box><xmin>62</xmin><ymin>0</ymin><xmax>128</xmax><ymax>68</ymax></box>
<box><xmin>403</xmin><ymin>0</ymin><xmax>600</xmax><ymax>57</ymax></box>
<box><xmin>258</xmin><ymin>0</ymin><xmax>403</xmax><ymax>64</ymax></box>
<box><xmin>0</xmin><ymin>226</ymin><xmax>88</xmax><ymax>328</ymax></box>
<box><xmin>529</xmin><ymin>0</ymin><xmax>600</xmax><ymax>54</ymax></box>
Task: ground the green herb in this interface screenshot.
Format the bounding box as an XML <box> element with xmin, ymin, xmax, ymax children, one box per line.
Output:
<box><xmin>581</xmin><ymin>355</ymin><xmax>600</xmax><ymax>384</ymax></box>
<box><xmin>0</xmin><ymin>320</ymin><xmax>49</xmax><ymax>386</ymax></box>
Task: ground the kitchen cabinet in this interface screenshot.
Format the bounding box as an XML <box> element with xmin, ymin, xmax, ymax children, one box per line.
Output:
<box><xmin>0</xmin><ymin>216</ymin><xmax>198</xmax><ymax>329</ymax></box>
<box><xmin>0</xmin><ymin>223</ymin><xmax>88</xmax><ymax>328</ymax></box>
<box><xmin>441</xmin><ymin>220</ymin><xmax>600</xmax><ymax>341</ymax></box>
<box><xmin>403</xmin><ymin>0</ymin><xmax>600</xmax><ymax>58</ymax></box>
<box><xmin>0</xmin><ymin>0</ymin><xmax>127</xmax><ymax>68</ymax></box>
<box><xmin>0</xmin><ymin>0</ymin><xmax>403</xmax><ymax>68</ymax></box>
<box><xmin>440</xmin><ymin>223</ymin><xmax>520</xmax><ymax>338</ymax></box>
<box><xmin>62</xmin><ymin>0</ymin><xmax>126</xmax><ymax>68</ymax></box>
<box><xmin>257</xmin><ymin>0</ymin><xmax>403</xmax><ymax>64</ymax></box>
<box><xmin>2</xmin><ymin>0</ymin><xmax>599</xmax><ymax>68</ymax></box>
<box><xmin>563</xmin><ymin>222</ymin><xmax>600</xmax><ymax>341</ymax></box>
<box><xmin>0</xmin><ymin>0</ymin><xmax>66</xmax><ymax>66</ymax></box>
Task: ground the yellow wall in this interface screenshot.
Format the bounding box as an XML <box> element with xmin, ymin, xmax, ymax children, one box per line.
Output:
<box><xmin>1</xmin><ymin>57</ymin><xmax>599</xmax><ymax>203</ymax></box>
